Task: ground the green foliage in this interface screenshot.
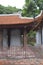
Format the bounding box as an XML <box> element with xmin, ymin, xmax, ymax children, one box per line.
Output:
<box><xmin>0</xmin><ymin>5</ymin><xmax>5</xmax><ymax>14</ymax></box>
<box><xmin>34</xmin><ymin>0</ymin><xmax>43</xmax><ymax>10</ymax></box>
<box><xmin>0</xmin><ymin>5</ymin><xmax>21</xmax><ymax>14</ymax></box>
<box><xmin>28</xmin><ymin>30</ymin><xmax>36</xmax><ymax>46</ymax></box>
<box><xmin>5</xmin><ymin>6</ymin><xmax>19</xmax><ymax>14</ymax></box>
<box><xmin>22</xmin><ymin>0</ymin><xmax>43</xmax><ymax>45</ymax></box>
<box><xmin>22</xmin><ymin>0</ymin><xmax>43</xmax><ymax>17</ymax></box>
<box><xmin>28</xmin><ymin>30</ymin><xmax>36</xmax><ymax>38</ymax></box>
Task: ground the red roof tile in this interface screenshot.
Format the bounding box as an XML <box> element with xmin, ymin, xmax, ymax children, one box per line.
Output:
<box><xmin>0</xmin><ymin>13</ymin><xmax>42</xmax><ymax>25</ymax></box>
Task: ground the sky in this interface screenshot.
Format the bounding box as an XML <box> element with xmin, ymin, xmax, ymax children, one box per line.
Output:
<box><xmin>0</xmin><ymin>0</ymin><xmax>25</xmax><ymax>9</ymax></box>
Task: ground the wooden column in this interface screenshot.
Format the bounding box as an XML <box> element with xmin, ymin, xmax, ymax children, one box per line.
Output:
<box><xmin>23</xmin><ymin>27</ymin><xmax>28</xmax><ymax>58</ymax></box>
<box><xmin>23</xmin><ymin>28</ymin><xmax>27</xmax><ymax>48</ymax></box>
<box><xmin>7</xmin><ymin>29</ymin><xmax>11</xmax><ymax>48</ymax></box>
<box><xmin>0</xmin><ymin>30</ymin><xmax>3</xmax><ymax>49</ymax></box>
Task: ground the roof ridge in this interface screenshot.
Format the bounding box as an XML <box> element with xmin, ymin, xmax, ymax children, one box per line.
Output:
<box><xmin>0</xmin><ymin>10</ymin><xmax>42</xmax><ymax>20</ymax></box>
<box><xmin>20</xmin><ymin>11</ymin><xmax>42</xmax><ymax>19</ymax></box>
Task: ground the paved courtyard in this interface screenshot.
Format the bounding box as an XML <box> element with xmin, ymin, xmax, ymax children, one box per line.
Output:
<box><xmin>0</xmin><ymin>45</ymin><xmax>43</xmax><ymax>65</ymax></box>
<box><xmin>0</xmin><ymin>58</ymin><xmax>43</xmax><ymax>65</ymax></box>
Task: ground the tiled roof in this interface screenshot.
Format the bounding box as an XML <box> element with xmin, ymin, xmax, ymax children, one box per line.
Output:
<box><xmin>0</xmin><ymin>12</ymin><xmax>43</xmax><ymax>25</ymax></box>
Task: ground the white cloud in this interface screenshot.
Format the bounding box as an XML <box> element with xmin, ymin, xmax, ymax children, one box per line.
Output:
<box><xmin>0</xmin><ymin>0</ymin><xmax>25</xmax><ymax>9</ymax></box>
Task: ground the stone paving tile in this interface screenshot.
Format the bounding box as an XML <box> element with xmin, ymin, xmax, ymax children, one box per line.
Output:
<box><xmin>0</xmin><ymin>59</ymin><xmax>43</xmax><ymax>65</ymax></box>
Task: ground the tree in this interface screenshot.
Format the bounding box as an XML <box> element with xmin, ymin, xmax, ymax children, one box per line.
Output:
<box><xmin>22</xmin><ymin>0</ymin><xmax>43</xmax><ymax>45</ymax></box>
<box><xmin>0</xmin><ymin>5</ymin><xmax>21</xmax><ymax>14</ymax></box>
<box><xmin>0</xmin><ymin>5</ymin><xmax>6</xmax><ymax>14</ymax></box>
<box><xmin>34</xmin><ymin>0</ymin><xmax>43</xmax><ymax>10</ymax></box>
<box><xmin>22</xmin><ymin>0</ymin><xmax>43</xmax><ymax>17</ymax></box>
<box><xmin>5</xmin><ymin>6</ymin><xmax>19</xmax><ymax>14</ymax></box>
<box><xmin>28</xmin><ymin>30</ymin><xmax>36</xmax><ymax>46</ymax></box>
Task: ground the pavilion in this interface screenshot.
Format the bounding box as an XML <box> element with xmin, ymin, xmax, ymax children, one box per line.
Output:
<box><xmin>0</xmin><ymin>11</ymin><xmax>43</xmax><ymax>49</ymax></box>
